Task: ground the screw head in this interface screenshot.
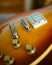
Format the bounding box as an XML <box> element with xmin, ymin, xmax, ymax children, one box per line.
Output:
<box><xmin>12</xmin><ymin>39</ymin><xmax>21</xmax><ymax>49</ymax></box>
<box><xmin>26</xmin><ymin>44</ymin><xmax>36</xmax><ymax>54</ymax></box>
<box><xmin>4</xmin><ymin>55</ymin><xmax>14</xmax><ymax>65</ymax></box>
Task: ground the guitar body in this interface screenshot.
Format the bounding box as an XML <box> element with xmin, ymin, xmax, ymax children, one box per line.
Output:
<box><xmin>0</xmin><ymin>5</ymin><xmax>52</xmax><ymax>65</ymax></box>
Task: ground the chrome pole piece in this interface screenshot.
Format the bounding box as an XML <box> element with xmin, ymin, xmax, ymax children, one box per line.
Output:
<box><xmin>20</xmin><ymin>18</ymin><xmax>31</xmax><ymax>31</ymax></box>
<box><xmin>4</xmin><ymin>55</ymin><xmax>14</xmax><ymax>65</ymax></box>
<box><xmin>9</xmin><ymin>23</ymin><xmax>18</xmax><ymax>39</ymax></box>
<box><xmin>25</xmin><ymin>44</ymin><xmax>36</xmax><ymax>54</ymax></box>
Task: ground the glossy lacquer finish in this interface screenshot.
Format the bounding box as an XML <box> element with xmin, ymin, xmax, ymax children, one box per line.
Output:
<box><xmin>0</xmin><ymin>5</ymin><xmax>52</xmax><ymax>65</ymax></box>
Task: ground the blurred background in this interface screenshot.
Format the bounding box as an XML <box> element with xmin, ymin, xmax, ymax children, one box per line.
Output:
<box><xmin>0</xmin><ymin>0</ymin><xmax>52</xmax><ymax>21</ymax></box>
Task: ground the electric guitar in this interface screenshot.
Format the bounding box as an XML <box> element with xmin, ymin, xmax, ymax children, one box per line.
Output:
<box><xmin>0</xmin><ymin>4</ymin><xmax>52</xmax><ymax>65</ymax></box>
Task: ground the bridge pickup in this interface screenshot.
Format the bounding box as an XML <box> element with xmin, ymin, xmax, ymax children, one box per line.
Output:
<box><xmin>27</xmin><ymin>12</ymin><xmax>47</xmax><ymax>28</ymax></box>
<box><xmin>9</xmin><ymin>23</ymin><xmax>18</xmax><ymax>39</ymax></box>
<box><xmin>20</xmin><ymin>18</ymin><xmax>31</xmax><ymax>31</ymax></box>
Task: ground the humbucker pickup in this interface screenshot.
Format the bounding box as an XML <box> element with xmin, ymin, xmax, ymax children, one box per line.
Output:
<box><xmin>27</xmin><ymin>12</ymin><xmax>47</xmax><ymax>28</ymax></box>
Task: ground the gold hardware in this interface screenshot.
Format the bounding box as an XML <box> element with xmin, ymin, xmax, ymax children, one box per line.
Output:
<box><xmin>12</xmin><ymin>39</ymin><xmax>21</xmax><ymax>48</ymax></box>
<box><xmin>4</xmin><ymin>55</ymin><xmax>14</xmax><ymax>65</ymax></box>
<box><xmin>26</xmin><ymin>44</ymin><xmax>36</xmax><ymax>54</ymax></box>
